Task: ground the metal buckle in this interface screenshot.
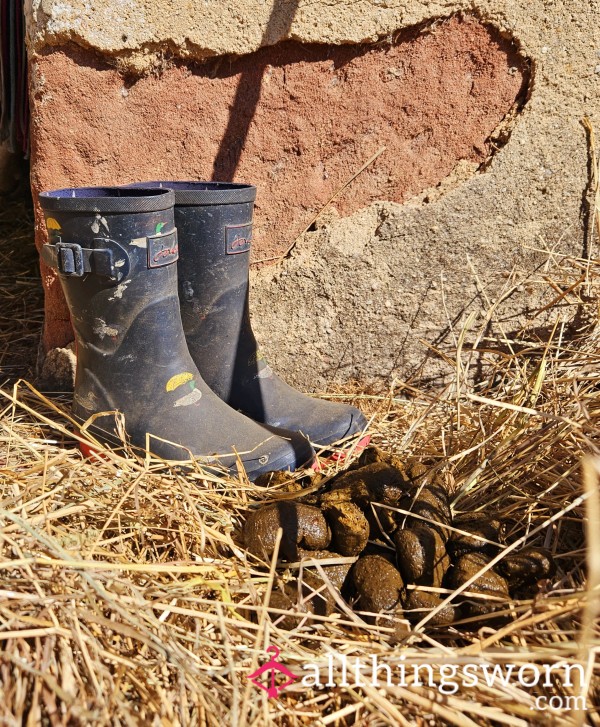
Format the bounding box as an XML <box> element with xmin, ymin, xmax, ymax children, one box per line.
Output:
<box><xmin>56</xmin><ymin>242</ymin><xmax>85</xmax><ymax>277</ymax></box>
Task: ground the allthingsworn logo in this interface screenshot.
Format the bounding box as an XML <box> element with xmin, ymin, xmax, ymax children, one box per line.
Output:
<box><xmin>225</xmin><ymin>223</ymin><xmax>252</xmax><ymax>254</ymax></box>
<box><xmin>247</xmin><ymin>646</ymin><xmax>297</xmax><ymax>698</ymax></box>
<box><xmin>148</xmin><ymin>229</ymin><xmax>179</xmax><ymax>268</ymax></box>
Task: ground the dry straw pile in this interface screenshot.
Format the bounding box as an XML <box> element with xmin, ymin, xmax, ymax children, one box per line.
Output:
<box><xmin>1</xmin><ymin>198</ymin><xmax>599</xmax><ymax>725</ymax></box>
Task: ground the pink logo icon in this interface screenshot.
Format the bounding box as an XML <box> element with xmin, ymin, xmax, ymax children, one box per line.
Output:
<box><xmin>247</xmin><ymin>645</ymin><xmax>298</xmax><ymax>698</ymax></box>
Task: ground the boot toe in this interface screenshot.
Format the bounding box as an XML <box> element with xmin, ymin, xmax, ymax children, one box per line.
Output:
<box><xmin>244</xmin><ymin>429</ymin><xmax>315</xmax><ymax>480</ymax></box>
<box><xmin>300</xmin><ymin>403</ymin><xmax>368</xmax><ymax>448</ymax></box>
<box><xmin>142</xmin><ymin>429</ymin><xmax>314</xmax><ymax>481</ymax></box>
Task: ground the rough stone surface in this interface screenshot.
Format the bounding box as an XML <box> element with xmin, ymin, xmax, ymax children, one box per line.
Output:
<box><xmin>22</xmin><ymin>1</ymin><xmax>535</xmax><ymax>61</ymax></box>
<box><xmin>38</xmin><ymin>341</ymin><xmax>76</xmax><ymax>389</ymax></box>
<box><xmin>27</xmin><ymin>0</ymin><xmax>600</xmax><ymax>392</ymax></box>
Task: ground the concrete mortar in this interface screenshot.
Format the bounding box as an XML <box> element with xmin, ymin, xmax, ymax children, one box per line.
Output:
<box><xmin>25</xmin><ymin>0</ymin><xmax>600</xmax><ymax>392</ymax></box>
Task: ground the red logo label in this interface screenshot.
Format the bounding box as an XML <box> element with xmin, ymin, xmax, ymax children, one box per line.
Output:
<box><xmin>148</xmin><ymin>229</ymin><xmax>179</xmax><ymax>268</ymax></box>
<box><xmin>225</xmin><ymin>223</ymin><xmax>252</xmax><ymax>255</ymax></box>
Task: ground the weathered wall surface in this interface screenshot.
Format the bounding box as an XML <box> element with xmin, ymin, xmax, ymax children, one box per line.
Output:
<box><xmin>29</xmin><ymin>18</ymin><xmax>527</xmax><ymax>260</ymax></box>
<box><xmin>26</xmin><ymin>0</ymin><xmax>600</xmax><ymax>391</ymax></box>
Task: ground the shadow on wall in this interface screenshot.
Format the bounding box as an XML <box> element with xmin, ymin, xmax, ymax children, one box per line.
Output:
<box><xmin>209</xmin><ymin>7</ymin><xmax>531</xmax><ymax>194</ymax></box>
<box><xmin>211</xmin><ymin>0</ymin><xmax>301</xmax><ymax>181</ymax></box>
<box><xmin>199</xmin><ymin>15</ymin><xmax>531</xmax><ymax>257</ymax></box>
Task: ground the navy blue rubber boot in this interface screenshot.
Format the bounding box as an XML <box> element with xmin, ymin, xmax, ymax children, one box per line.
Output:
<box><xmin>39</xmin><ymin>186</ymin><xmax>314</xmax><ymax>478</ymax></box>
<box><xmin>124</xmin><ymin>181</ymin><xmax>367</xmax><ymax>447</ymax></box>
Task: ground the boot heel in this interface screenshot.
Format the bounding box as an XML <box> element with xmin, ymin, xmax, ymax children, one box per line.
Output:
<box><xmin>78</xmin><ymin>437</ymin><xmax>110</xmax><ymax>462</ymax></box>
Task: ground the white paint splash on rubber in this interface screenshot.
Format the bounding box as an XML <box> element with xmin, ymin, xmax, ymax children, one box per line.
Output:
<box><xmin>93</xmin><ymin>318</ymin><xmax>118</xmax><ymax>339</ymax></box>
<box><xmin>109</xmin><ymin>281</ymin><xmax>129</xmax><ymax>300</ymax></box>
<box><xmin>91</xmin><ymin>214</ymin><xmax>109</xmax><ymax>234</ymax></box>
<box><xmin>174</xmin><ymin>388</ymin><xmax>203</xmax><ymax>407</ymax></box>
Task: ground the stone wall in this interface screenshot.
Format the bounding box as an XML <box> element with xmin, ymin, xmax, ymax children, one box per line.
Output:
<box><xmin>26</xmin><ymin>0</ymin><xmax>600</xmax><ymax>391</ymax></box>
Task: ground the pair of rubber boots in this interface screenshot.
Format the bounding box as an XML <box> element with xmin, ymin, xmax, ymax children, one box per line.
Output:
<box><xmin>40</xmin><ymin>182</ymin><xmax>367</xmax><ymax>480</ymax></box>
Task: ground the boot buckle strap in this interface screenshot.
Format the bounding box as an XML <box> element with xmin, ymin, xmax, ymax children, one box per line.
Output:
<box><xmin>41</xmin><ymin>237</ymin><xmax>129</xmax><ymax>283</ymax></box>
<box><xmin>57</xmin><ymin>242</ymin><xmax>85</xmax><ymax>276</ymax></box>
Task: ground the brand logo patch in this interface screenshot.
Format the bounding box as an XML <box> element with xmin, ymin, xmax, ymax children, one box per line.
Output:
<box><xmin>148</xmin><ymin>229</ymin><xmax>179</xmax><ymax>268</ymax></box>
<box><xmin>225</xmin><ymin>223</ymin><xmax>252</xmax><ymax>255</ymax></box>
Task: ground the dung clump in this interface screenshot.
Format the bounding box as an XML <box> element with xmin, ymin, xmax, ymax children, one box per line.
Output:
<box><xmin>448</xmin><ymin>552</ymin><xmax>510</xmax><ymax>617</ymax></box>
<box><xmin>495</xmin><ymin>546</ymin><xmax>556</xmax><ymax>589</ymax></box>
<box><xmin>322</xmin><ymin>461</ymin><xmax>406</xmax><ymax>508</ymax></box>
<box><xmin>403</xmin><ymin>590</ymin><xmax>457</xmax><ymax>627</ymax></box>
<box><xmin>242</xmin><ymin>447</ymin><xmax>557</xmax><ymax>633</ymax></box>
<box><xmin>398</xmin><ymin>483</ymin><xmax>452</xmax><ymax>540</ymax></box>
<box><xmin>447</xmin><ymin>513</ymin><xmax>502</xmax><ymax>559</ymax></box>
<box><xmin>322</xmin><ymin>501</ymin><xmax>370</xmax><ymax>556</ymax></box>
<box><xmin>394</xmin><ymin>524</ymin><xmax>449</xmax><ymax>587</ymax></box>
<box><xmin>351</xmin><ymin>554</ymin><xmax>405</xmax><ymax>614</ymax></box>
<box><xmin>243</xmin><ymin>502</ymin><xmax>331</xmax><ymax>561</ymax></box>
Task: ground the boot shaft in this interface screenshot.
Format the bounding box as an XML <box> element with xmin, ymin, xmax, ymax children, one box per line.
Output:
<box><xmin>124</xmin><ymin>182</ymin><xmax>259</xmax><ymax>399</ymax></box>
<box><xmin>123</xmin><ymin>180</ymin><xmax>255</xmax><ymax>297</ymax></box>
<box><xmin>118</xmin><ymin>181</ymin><xmax>367</xmax><ymax>445</ymax></box>
<box><xmin>40</xmin><ymin>187</ymin><xmax>179</xmax><ymax>353</ymax></box>
<box><xmin>174</xmin><ymin>184</ymin><xmax>255</xmax><ymax>354</ymax></box>
<box><xmin>39</xmin><ymin>187</ymin><xmax>191</xmax><ymax>424</ymax></box>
